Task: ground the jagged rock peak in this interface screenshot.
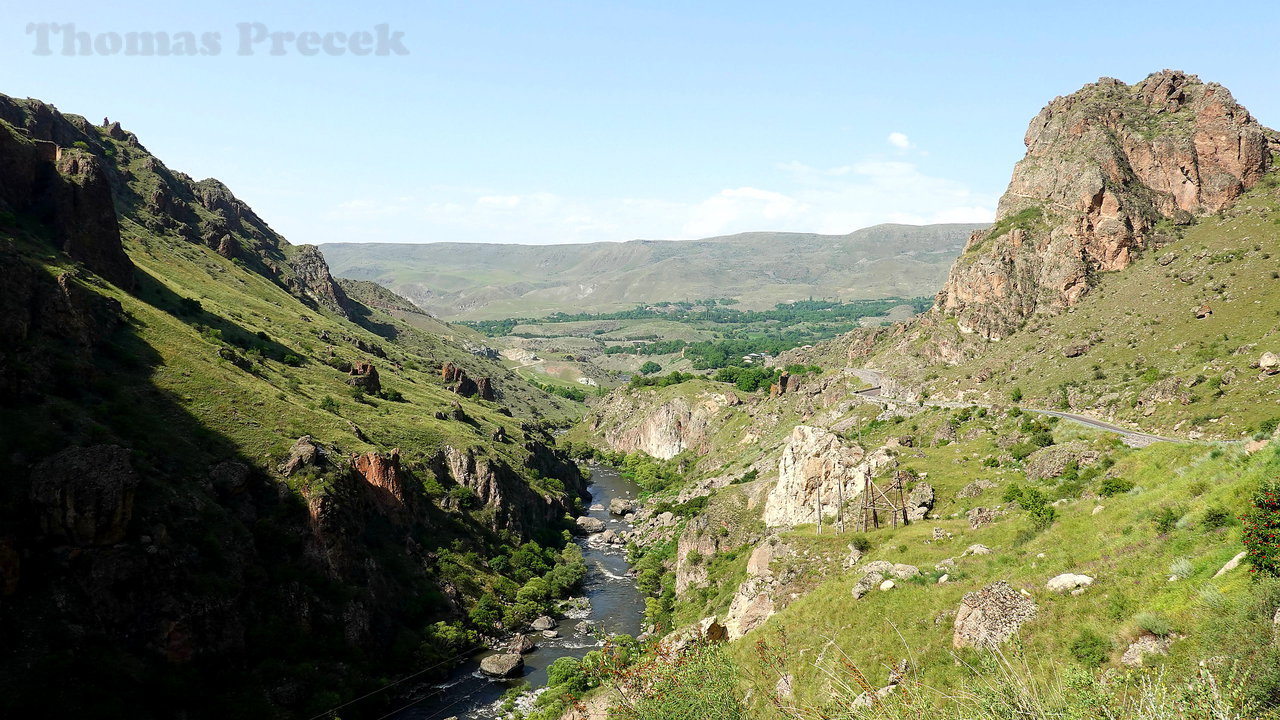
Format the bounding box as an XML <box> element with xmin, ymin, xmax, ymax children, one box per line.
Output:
<box><xmin>936</xmin><ymin>70</ymin><xmax>1279</xmax><ymax>342</ymax></box>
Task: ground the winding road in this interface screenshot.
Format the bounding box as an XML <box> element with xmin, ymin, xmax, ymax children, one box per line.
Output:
<box><xmin>847</xmin><ymin>369</ymin><xmax>1174</xmax><ymax>448</ymax></box>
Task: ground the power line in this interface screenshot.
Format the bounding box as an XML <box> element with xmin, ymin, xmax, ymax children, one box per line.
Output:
<box><xmin>306</xmin><ymin>645</ymin><xmax>487</xmax><ymax>720</ymax></box>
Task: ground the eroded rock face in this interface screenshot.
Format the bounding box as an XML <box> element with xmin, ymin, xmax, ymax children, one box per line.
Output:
<box><xmin>284</xmin><ymin>245</ymin><xmax>353</xmax><ymax>318</ymax></box>
<box><xmin>764</xmin><ymin>426</ymin><xmax>894</xmax><ymax>528</ymax></box>
<box><xmin>351</xmin><ymin>449</ymin><xmax>409</xmax><ymax>514</ymax></box>
<box><xmin>724</xmin><ymin>576</ymin><xmax>774</xmax><ymax>639</ymax></box>
<box><xmin>953</xmin><ymin>581</ymin><xmax>1038</xmax><ymax>648</ymax></box>
<box><xmin>29</xmin><ymin>445</ymin><xmax>140</xmax><ymax>546</ymax></box>
<box><xmin>936</xmin><ymin>70</ymin><xmax>1279</xmax><ymax>342</ymax></box>
<box><xmin>597</xmin><ymin>395</ymin><xmax>710</xmax><ymax>460</ymax></box>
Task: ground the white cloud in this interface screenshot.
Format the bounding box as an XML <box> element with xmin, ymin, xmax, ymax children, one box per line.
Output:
<box><xmin>314</xmin><ymin>152</ymin><xmax>996</xmax><ymax>245</ymax></box>
<box><xmin>888</xmin><ymin>132</ymin><xmax>913</xmax><ymax>150</ymax></box>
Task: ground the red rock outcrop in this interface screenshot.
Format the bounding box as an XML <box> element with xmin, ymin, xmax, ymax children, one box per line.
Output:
<box><xmin>351</xmin><ymin>449</ymin><xmax>409</xmax><ymax>516</ymax></box>
<box><xmin>937</xmin><ymin>70</ymin><xmax>1279</xmax><ymax>341</ymax></box>
<box><xmin>347</xmin><ymin>361</ymin><xmax>381</xmax><ymax>394</ymax></box>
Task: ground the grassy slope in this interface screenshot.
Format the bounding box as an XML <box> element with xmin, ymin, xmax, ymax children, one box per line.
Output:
<box><xmin>0</xmin><ymin>106</ymin><xmax>589</xmax><ymax>718</ymax></box>
<box><xmin>868</xmin><ymin>175</ymin><xmax>1280</xmax><ymax>439</ymax></box>
<box><xmin>575</xmin><ymin>376</ymin><xmax>1277</xmax><ymax>715</ymax></box>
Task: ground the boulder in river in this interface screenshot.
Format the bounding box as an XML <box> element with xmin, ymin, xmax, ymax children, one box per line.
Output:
<box><xmin>530</xmin><ymin>615</ymin><xmax>558</xmax><ymax>631</ymax></box>
<box><xmin>509</xmin><ymin>633</ymin><xmax>537</xmax><ymax>654</ymax></box>
<box><xmin>480</xmin><ymin>653</ymin><xmax>524</xmax><ymax>677</ymax></box>
<box><xmin>609</xmin><ymin>497</ymin><xmax>636</xmax><ymax>515</ymax></box>
<box><xmin>575</xmin><ymin>516</ymin><xmax>606</xmax><ymax>534</ymax></box>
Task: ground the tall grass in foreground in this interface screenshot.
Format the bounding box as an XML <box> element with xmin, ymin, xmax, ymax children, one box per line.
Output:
<box><xmin>754</xmin><ymin>636</ymin><xmax>1275</xmax><ymax>720</ymax></box>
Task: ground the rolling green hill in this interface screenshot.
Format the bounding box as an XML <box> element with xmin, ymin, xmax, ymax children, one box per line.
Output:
<box><xmin>319</xmin><ymin>223</ymin><xmax>985</xmax><ymax>320</ymax></box>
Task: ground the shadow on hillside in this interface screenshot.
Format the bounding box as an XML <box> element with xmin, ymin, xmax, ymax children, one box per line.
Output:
<box><xmin>133</xmin><ymin>267</ymin><xmax>301</xmax><ymax>361</ymax></box>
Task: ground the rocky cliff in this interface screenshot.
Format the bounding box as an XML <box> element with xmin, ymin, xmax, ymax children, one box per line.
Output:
<box><xmin>937</xmin><ymin>70</ymin><xmax>1279</xmax><ymax>341</ymax></box>
<box><xmin>763</xmin><ymin>426</ymin><xmax>896</xmax><ymax>527</ymax></box>
<box><xmin>0</xmin><ymin>94</ymin><xmax>586</xmax><ymax>719</ymax></box>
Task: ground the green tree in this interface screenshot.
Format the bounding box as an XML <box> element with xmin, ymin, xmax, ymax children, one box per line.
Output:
<box><xmin>638</xmin><ymin>360</ymin><xmax>662</xmax><ymax>375</ymax></box>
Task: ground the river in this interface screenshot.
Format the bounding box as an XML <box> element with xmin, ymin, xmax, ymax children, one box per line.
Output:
<box><xmin>395</xmin><ymin>464</ymin><xmax>644</xmax><ymax>720</ymax></box>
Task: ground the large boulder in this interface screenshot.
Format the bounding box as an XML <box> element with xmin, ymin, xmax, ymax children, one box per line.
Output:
<box><xmin>953</xmin><ymin>581</ymin><xmax>1038</xmax><ymax>648</ymax></box>
<box><xmin>1046</xmin><ymin>573</ymin><xmax>1094</xmax><ymax>593</ymax></box>
<box><xmin>1024</xmin><ymin>442</ymin><xmax>1101</xmax><ymax>482</ymax></box>
<box><xmin>530</xmin><ymin>615</ymin><xmax>558</xmax><ymax>631</ymax></box>
<box><xmin>479</xmin><ymin>653</ymin><xmax>524</xmax><ymax>678</ymax></box>
<box><xmin>29</xmin><ymin>445</ymin><xmax>140</xmax><ymax>546</ymax></box>
<box><xmin>575</xmin><ymin>516</ymin><xmax>605</xmax><ymax>534</ymax></box>
<box><xmin>608</xmin><ymin>497</ymin><xmax>636</xmax><ymax>516</ymax></box>
<box><xmin>1261</xmin><ymin>352</ymin><xmax>1280</xmax><ymax>375</ymax></box>
<box><xmin>279</xmin><ymin>435</ymin><xmax>327</xmax><ymax>477</ymax></box>
<box><xmin>907</xmin><ymin>482</ymin><xmax>934</xmax><ymax>521</ymax></box>
<box><xmin>347</xmin><ymin>361</ymin><xmax>381</xmax><ymax>394</ymax></box>
<box><xmin>764</xmin><ymin>426</ymin><xmax>894</xmax><ymax>527</ymax></box>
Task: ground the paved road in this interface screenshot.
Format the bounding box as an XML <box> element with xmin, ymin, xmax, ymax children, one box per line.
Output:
<box><xmin>847</xmin><ymin>368</ymin><xmax>1173</xmax><ymax>448</ymax></box>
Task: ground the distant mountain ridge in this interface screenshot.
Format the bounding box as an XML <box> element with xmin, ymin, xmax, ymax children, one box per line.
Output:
<box><xmin>320</xmin><ymin>223</ymin><xmax>986</xmax><ymax>320</ymax></box>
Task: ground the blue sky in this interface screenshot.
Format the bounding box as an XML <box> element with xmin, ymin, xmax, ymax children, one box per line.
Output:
<box><xmin>2</xmin><ymin>1</ymin><xmax>1277</xmax><ymax>245</ymax></box>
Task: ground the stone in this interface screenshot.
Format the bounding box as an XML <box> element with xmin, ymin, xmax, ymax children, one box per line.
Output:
<box><xmin>1196</xmin><ymin>303</ymin><xmax>1213</xmax><ymax>319</ymax></box>
<box><xmin>1046</xmin><ymin>573</ymin><xmax>1095</xmax><ymax>593</ymax></box>
<box><xmin>1063</xmin><ymin>344</ymin><xmax>1090</xmax><ymax>358</ymax></box>
<box><xmin>907</xmin><ymin>482</ymin><xmax>935</xmax><ymax>521</ymax></box>
<box><xmin>29</xmin><ymin>445</ymin><xmax>140</xmax><ymax>546</ymax></box>
<box><xmin>952</xmin><ymin>581</ymin><xmax>1038</xmax><ymax>649</ymax></box>
<box><xmin>1024</xmin><ymin>442</ymin><xmax>1102</xmax><ymax>482</ymax></box>
<box><xmin>957</xmin><ymin>479</ymin><xmax>997</xmax><ymax>499</ymax></box>
<box><xmin>964</xmin><ymin>544</ymin><xmax>994</xmax><ymax>556</ymax></box>
<box><xmin>530</xmin><ymin>616</ymin><xmax>558</xmax><ymax>631</ymax></box>
<box><xmin>889</xmin><ymin>564</ymin><xmax>921</xmax><ymax>580</ymax></box>
<box><xmin>1213</xmin><ymin>551</ymin><xmax>1248</xmax><ymax>578</ymax></box>
<box><xmin>879</xmin><ymin>579</ymin><xmax>896</xmax><ymax>592</ymax></box>
<box><xmin>1121</xmin><ymin>634</ymin><xmax>1171</xmax><ymax>667</ymax></box>
<box><xmin>852</xmin><ymin>572</ymin><xmax>886</xmax><ymax>600</ymax></box>
<box><xmin>479</xmin><ymin>653</ymin><xmax>524</xmax><ymax>678</ymax></box>
<box><xmin>967</xmin><ymin>507</ymin><xmax>1004</xmax><ymax>530</ymax></box>
<box><xmin>775</xmin><ymin>674</ymin><xmax>794</xmax><ymax>701</ymax></box>
<box><xmin>609</xmin><ymin>497</ymin><xmax>636</xmax><ymax>516</ymax></box>
<box><xmin>724</xmin><ymin>577</ymin><xmax>774</xmax><ymax>639</ymax></box>
<box><xmin>1261</xmin><ymin>352</ymin><xmax>1280</xmax><ymax>375</ymax></box>
<box><xmin>509</xmin><ymin>634</ymin><xmax>537</xmax><ymax>654</ymax></box>
<box><xmin>575</xmin><ymin>516</ymin><xmax>605</xmax><ymax>534</ymax></box>
<box><xmin>542</xmin><ymin>630</ymin><xmax>559</xmax><ymax>639</ymax></box>
<box><xmin>279</xmin><ymin>435</ymin><xmax>326</xmax><ymax>477</ymax></box>
<box><xmin>938</xmin><ymin>574</ymin><xmax>950</xmax><ymax>584</ymax></box>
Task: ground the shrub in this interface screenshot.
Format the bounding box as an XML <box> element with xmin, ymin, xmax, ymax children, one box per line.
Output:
<box><xmin>318</xmin><ymin>395</ymin><xmax>339</xmax><ymax>413</ymax></box>
<box><xmin>1243</xmin><ymin>480</ymin><xmax>1280</xmax><ymax>576</ymax></box>
<box><xmin>1099</xmin><ymin>476</ymin><xmax>1134</xmax><ymax>497</ymax></box>
<box><xmin>282</xmin><ymin>353</ymin><xmax>303</xmax><ymax>367</ymax></box>
<box><xmin>1010</xmin><ymin>387</ymin><xmax>1023</xmax><ymax>402</ymax></box>
<box><xmin>1153</xmin><ymin>506</ymin><xmax>1182</xmax><ymax>534</ymax></box>
<box><xmin>1202</xmin><ymin>504</ymin><xmax>1234</xmax><ymax>529</ymax></box>
<box><xmin>638</xmin><ymin>360</ymin><xmax>662</xmax><ymax>375</ymax></box>
<box><xmin>1069</xmin><ymin>628</ymin><xmax>1111</xmax><ymax>667</ymax></box>
<box><xmin>848</xmin><ymin>534</ymin><xmax>873</xmax><ymax>553</ymax></box>
<box><xmin>1135</xmin><ymin>612</ymin><xmax>1173</xmax><ymax>637</ymax></box>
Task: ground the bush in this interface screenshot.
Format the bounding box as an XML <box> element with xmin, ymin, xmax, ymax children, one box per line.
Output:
<box><xmin>638</xmin><ymin>360</ymin><xmax>662</xmax><ymax>375</ymax></box>
<box><xmin>1069</xmin><ymin>628</ymin><xmax>1111</xmax><ymax>667</ymax></box>
<box><xmin>318</xmin><ymin>395</ymin><xmax>339</xmax><ymax>413</ymax></box>
<box><xmin>1010</xmin><ymin>387</ymin><xmax>1023</xmax><ymax>402</ymax></box>
<box><xmin>1202</xmin><ymin>504</ymin><xmax>1234</xmax><ymax>529</ymax></box>
<box><xmin>1243</xmin><ymin>480</ymin><xmax>1280</xmax><ymax>576</ymax></box>
<box><xmin>1153</xmin><ymin>506</ymin><xmax>1182</xmax><ymax>534</ymax></box>
<box><xmin>1099</xmin><ymin>476</ymin><xmax>1134</xmax><ymax>497</ymax></box>
<box><xmin>848</xmin><ymin>534</ymin><xmax>872</xmax><ymax>553</ymax></box>
<box><xmin>1135</xmin><ymin>611</ymin><xmax>1173</xmax><ymax>637</ymax></box>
